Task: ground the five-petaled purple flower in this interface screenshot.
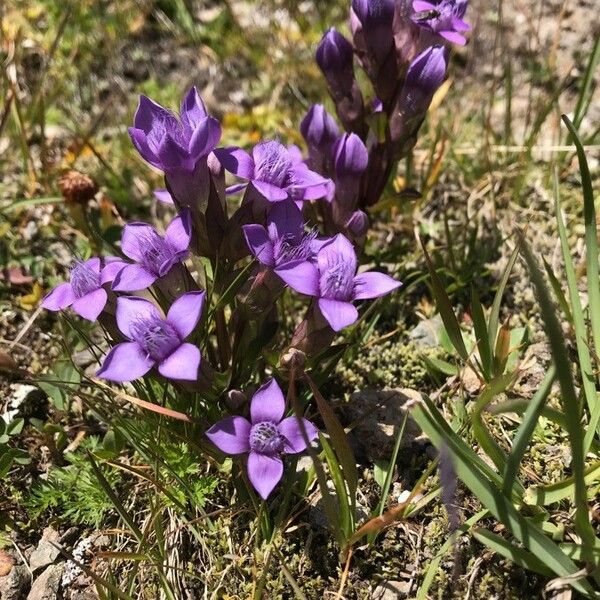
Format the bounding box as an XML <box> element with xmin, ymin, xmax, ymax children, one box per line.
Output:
<box><xmin>129</xmin><ymin>87</ymin><xmax>221</xmax><ymax>173</ymax></box>
<box><xmin>276</xmin><ymin>234</ymin><xmax>401</xmax><ymax>331</ymax></box>
<box><xmin>206</xmin><ymin>379</ymin><xmax>319</xmax><ymax>499</ymax></box>
<box><xmin>214</xmin><ymin>140</ymin><xmax>331</xmax><ymax>203</ymax></box>
<box><xmin>97</xmin><ymin>292</ymin><xmax>204</xmax><ymax>382</ymax></box>
<box><xmin>42</xmin><ymin>257</ymin><xmax>122</xmax><ymax>321</ymax></box>
<box><xmin>242</xmin><ymin>201</ymin><xmax>318</xmax><ymax>269</ymax></box>
<box><xmin>411</xmin><ymin>0</ymin><xmax>470</xmax><ymax>46</ymax></box>
<box><xmin>112</xmin><ymin>210</ymin><xmax>192</xmax><ymax>292</ymax></box>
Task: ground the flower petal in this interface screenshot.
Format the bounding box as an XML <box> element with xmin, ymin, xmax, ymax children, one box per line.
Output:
<box><xmin>42</xmin><ymin>282</ymin><xmax>75</xmax><ymax>311</ymax></box>
<box><xmin>274</xmin><ymin>261</ymin><xmax>320</xmax><ymax>296</ymax></box>
<box><xmin>250</xmin><ymin>378</ymin><xmax>286</xmax><ymax>424</ymax></box>
<box><xmin>164</xmin><ymin>210</ymin><xmax>192</xmax><ymax>254</ymax></box>
<box><xmin>266</xmin><ymin>200</ymin><xmax>304</xmax><ymax>242</ymax></box>
<box><xmin>97</xmin><ymin>342</ymin><xmax>154</xmax><ymax>382</ymax></box>
<box><xmin>226</xmin><ymin>183</ymin><xmax>248</xmax><ymax>195</ymax></box>
<box><xmin>180</xmin><ymin>86</ymin><xmax>208</xmax><ymax>134</ymax></box>
<box><xmin>166</xmin><ymin>291</ymin><xmax>205</xmax><ymax>338</ymax></box>
<box><xmin>318</xmin><ymin>298</ymin><xmax>358</xmax><ymax>331</ymax></box>
<box><xmin>213</xmin><ymin>147</ymin><xmax>255</xmax><ymax>179</ymax></box>
<box><xmin>247</xmin><ymin>452</ymin><xmax>284</xmax><ymax>499</ymax></box>
<box><xmin>121</xmin><ymin>223</ymin><xmax>157</xmax><ymax>261</ymax></box>
<box><xmin>116</xmin><ymin>296</ymin><xmax>162</xmax><ymax>339</ymax></box>
<box><xmin>112</xmin><ymin>264</ymin><xmax>157</xmax><ymax>292</ymax></box>
<box><xmin>155</xmin><ymin>134</ymin><xmax>189</xmax><ymax>170</ymax></box>
<box><xmin>188</xmin><ymin>116</ymin><xmax>222</xmax><ymax>160</ymax></box>
<box><xmin>206</xmin><ymin>416</ymin><xmax>251</xmax><ymax>455</ymax></box>
<box><xmin>134</xmin><ymin>95</ymin><xmax>178</xmax><ymax>133</ymax></box>
<box><xmin>242</xmin><ymin>224</ymin><xmax>275</xmax><ymax>266</ymax></box>
<box><xmin>72</xmin><ymin>288</ymin><xmax>107</xmax><ymax>321</ymax></box>
<box><xmin>412</xmin><ymin>0</ymin><xmax>437</xmax><ymax>11</ymax></box>
<box><xmin>154</xmin><ymin>188</ymin><xmax>174</xmax><ymax>204</ymax></box>
<box><xmin>158</xmin><ymin>343</ymin><xmax>200</xmax><ymax>380</ymax></box>
<box><xmin>278</xmin><ymin>417</ymin><xmax>319</xmax><ymax>454</ymax></box>
<box><xmin>129</xmin><ymin>128</ymin><xmax>161</xmax><ymax>169</ymax></box>
<box><xmin>353</xmin><ymin>271</ymin><xmax>402</xmax><ymax>300</ymax></box>
<box><xmin>317</xmin><ymin>233</ymin><xmax>357</xmax><ymax>275</ymax></box>
<box><xmin>439</xmin><ymin>30</ymin><xmax>467</xmax><ymax>45</ymax></box>
<box><xmin>84</xmin><ymin>257</ymin><xmax>102</xmax><ymax>274</ymax></box>
<box><xmin>252</xmin><ymin>180</ymin><xmax>289</xmax><ymax>202</ymax></box>
<box><xmin>101</xmin><ymin>259</ymin><xmax>128</xmax><ymax>284</ymax></box>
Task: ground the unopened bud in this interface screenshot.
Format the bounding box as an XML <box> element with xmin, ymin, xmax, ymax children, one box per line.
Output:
<box><xmin>346</xmin><ymin>210</ymin><xmax>369</xmax><ymax>237</ymax></box>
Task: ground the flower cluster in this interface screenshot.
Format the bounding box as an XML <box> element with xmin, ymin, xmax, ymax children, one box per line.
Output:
<box><xmin>41</xmin><ymin>0</ymin><xmax>467</xmax><ymax>499</ymax></box>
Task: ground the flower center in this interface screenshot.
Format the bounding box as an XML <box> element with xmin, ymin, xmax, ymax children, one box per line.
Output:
<box><xmin>255</xmin><ymin>141</ymin><xmax>293</xmax><ymax>188</ymax></box>
<box><xmin>129</xmin><ymin>316</ymin><xmax>180</xmax><ymax>362</ymax></box>
<box><xmin>272</xmin><ymin>230</ymin><xmax>317</xmax><ymax>267</ymax></box>
<box><xmin>249</xmin><ymin>421</ymin><xmax>284</xmax><ymax>455</ymax></box>
<box><xmin>137</xmin><ymin>229</ymin><xmax>179</xmax><ymax>276</ymax></box>
<box><xmin>319</xmin><ymin>260</ymin><xmax>355</xmax><ymax>300</ymax></box>
<box><xmin>70</xmin><ymin>262</ymin><xmax>101</xmax><ymax>298</ymax></box>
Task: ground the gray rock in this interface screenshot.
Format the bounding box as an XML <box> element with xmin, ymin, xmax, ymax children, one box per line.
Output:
<box><xmin>343</xmin><ymin>389</ymin><xmax>422</xmax><ymax>461</ymax></box>
<box><xmin>372</xmin><ymin>580</ymin><xmax>411</xmax><ymax>599</ymax></box>
<box><xmin>0</xmin><ymin>565</ymin><xmax>30</xmax><ymax>600</ymax></box>
<box><xmin>29</xmin><ymin>530</ymin><xmax>61</xmax><ymax>573</ymax></box>
<box><xmin>408</xmin><ymin>314</ymin><xmax>443</xmax><ymax>349</ymax></box>
<box><xmin>26</xmin><ymin>564</ymin><xmax>63</xmax><ymax>600</ymax></box>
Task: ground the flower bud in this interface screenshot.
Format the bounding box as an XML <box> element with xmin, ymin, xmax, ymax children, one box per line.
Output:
<box><xmin>352</xmin><ymin>0</ymin><xmax>396</xmax><ymax>61</ymax></box>
<box><xmin>334</xmin><ymin>133</ymin><xmax>369</xmax><ymax>178</ymax></box>
<box><xmin>300</xmin><ymin>104</ymin><xmax>339</xmax><ymax>154</ymax></box>
<box><xmin>316</xmin><ymin>28</ymin><xmax>354</xmax><ymax>77</ymax></box>
<box><xmin>345</xmin><ymin>210</ymin><xmax>369</xmax><ymax>237</ymax></box>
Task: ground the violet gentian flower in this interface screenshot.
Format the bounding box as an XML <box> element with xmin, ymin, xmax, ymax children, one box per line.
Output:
<box><xmin>112</xmin><ymin>211</ymin><xmax>192</xmax><ymax>292</ymax></box>
<box><xmin>277</xmin><ymin>234</ymin><xmax>401</xmax><ymax>331</ymax></box>
<box><xmin>214</xmin><ymin>140</ymin><xmax>330</xmax><ymax>203</ymax></box>
<box><xmin>411</xmin><ymin>0</ymin><xmax>470</xmax><ymax>45</ymax></box>
<box><xmin>205</xmin><ymin>379</ymin><xmax>318</xmax><ymax>499</ymax></box>
<box><xmin>129</xmin><ymin>87</ymin><xmax>221</xmax><ymax>174</ymax></box>
<box><xmin>242</xmin><ymin>201</ymin><xmax>318</xmax><ymax>269</ymax></box>
<box><xmin>42</xmin><ymin>257</ymin><xmax>122</xmax><ymax>321</ymax></box>
<box><xmin>97</xmin><ymin>292</ymin><xmax>204</xmax><ymax>382</ymax></box>
<box><xmin>129</xmin><ymin>87</ymin><xmax>221</xmax><ymax>213</ymax></box>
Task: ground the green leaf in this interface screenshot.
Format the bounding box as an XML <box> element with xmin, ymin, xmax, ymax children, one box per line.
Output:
<box><xmin>421</xmin><ymin>240</ymin><xmax>469</xmax><ymax>362</ymax></box>
<box><xmin>471</xmin><ymin>286</ymin><xmax>492</xmax><ymax>379</ymax></box>
<box><xmin>502</xmin><ymin>366</ymin><xmax>556</xmax><ymax>496</ymax></box>
<box><xmin>471</xmin><ymin>528</ymin><xmax>554</xmax><ymax>576</ymax></box>
<box><xmin>411</xmin><ymin>394</ymin><xmax>596</xmax><ymax>596</ymax></box>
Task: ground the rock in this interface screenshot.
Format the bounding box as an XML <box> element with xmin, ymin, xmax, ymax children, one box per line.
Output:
<box><xmin>0</xmin><ymin>551</ymin><xmax>15</xmax><ymax>577</ymax></box>
<box><xmin>343</xmin><ymin>389</ymin><xmax>422</xmax><ymax>461</ymax></box>
<box><xmin>0</xmin><ymin>565</ymin><xmax>30</xmax><ymax>600</ymax></box>
<box><xmin>408</xmin><ymin>315</ymin><xmax>443</xmax><ymax>349</ymax></box>
<box><xmin>26</xmin><ymin>564</ymin><xmax>63</xmax><ymax>600</ymax></box>
<box><xmin>29</xmin><ymin>530</ymin><xmax>61</xmax><ymax>573</ymax></box>
<box><xmin>372</xmin><ymin>580</ymin><xmax>411</xmax><ymax>599</ymax></box>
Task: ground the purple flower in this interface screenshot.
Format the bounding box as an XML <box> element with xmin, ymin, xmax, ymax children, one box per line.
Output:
<box><xmin>112</xmin><ymin>211</ymin><xmax>192</xmax><ymax>292</ymax></box>
<box><xmin>398</xmin><ymin>45</ymin><xmax>447</xmax><ymax>121</ymax></box>
<box><xmin>97</xmin><ymin>292</ymin><xmax>204</xmax><ymax>382</ymax></box>
<box><xmin>128</xmin><ymin>87</ymin><xmax>221</xmax><ymax>173</ymax></box>
<box><xmin>300</xmin><ymin>104</ymin><xmax>340</xmax><ymax>174</ymax></box>
<box><xmin>42</xmin><ymin>257</ymin><xmax>122</xmax><ymax>321</ymax></box>
<box><xmin>333</xmin><ymin>133</ymin><xmax>369</xmax><ymax>178</ymax></box>
<box><xmin>205</xmin><ymin>379</ymin><xmax>318</xmax><ymax>499</ymax></box>
<box><xmin>242</xmin><ymin>201</ymin><xmax>318</xmax><ymax>269</ymax></box>
<box><xmin>411</xmin><ymin>0</ymin><xmax>470</xmax><ymax>45</ymax></box>
<box><xmin>276</xmin><ymin>234</ymin><xmax>401</xmax><ymax>331</ymax></box>
<box><xmin>345</xmin><ymin>210</ymin><xmax>369</xmax><ymax>237</ymax></box>
<box><xmin>214</xmin><ymin>140</ymin><xmax>331</xmax><ymax>203</ymax></box>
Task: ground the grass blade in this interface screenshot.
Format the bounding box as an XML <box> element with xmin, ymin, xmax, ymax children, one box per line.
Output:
<box><xmin>471</xmin><ymin>286</ymin><xmax>492</xmax><ymax>379</ymax></box>
<box><xmin>518</xmin><ymin>231</ymin><xmax>598</xmax><ymax>566</ymax></box>
<box><xmin>502</xmin><ymin>365</ymin><xmax>556</xmax><ymax>496</ymax></box>
<box><xmin>572</xmin><ymin>39</ymin><xmax>600</xmax><ymax>131</ymax></box>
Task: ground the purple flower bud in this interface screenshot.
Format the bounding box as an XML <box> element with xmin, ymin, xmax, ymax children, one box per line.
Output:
<box><xmin>300</xmin><ymin>105</ymin><xmax>340</xmax><ymax>155</ymax></box>
<box><xmin>352</xmin><ymin>0</ymin><xmax>396</xmax><ymax>62</ymax></box>
<box><xmin>316</xmin><ymin>28</ymin><xmax>354</xmax><ymax>76</ymax></box>
<box><xmin>334</xmin><ymin>133</ymin><xmax>369</xmax><ymax>178</ymax></box>
<box><xmin>345</xmin><ymin>210</ymin><xmax>369</xmax><ymax>237</ymax></box>
<box><xmin>400</xmin><ymin>45</ymin><xmax>447</xmax><ymax>120</ymax></box>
